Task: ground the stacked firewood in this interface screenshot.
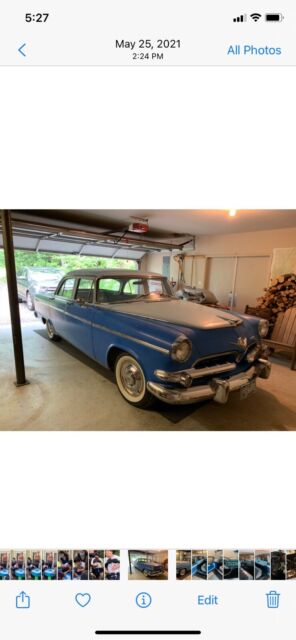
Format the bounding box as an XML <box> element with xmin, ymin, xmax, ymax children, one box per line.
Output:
<box><xmin>255</xmin><ymin>273</ymin><xmax>296</xmax><ymax>327</ymax></box>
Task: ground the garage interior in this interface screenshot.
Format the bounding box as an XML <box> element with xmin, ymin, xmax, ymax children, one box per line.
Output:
<box><xmin>0</xmin><ymin>209</ymin><xmax>296</xmax><ymax>431</ymax></box>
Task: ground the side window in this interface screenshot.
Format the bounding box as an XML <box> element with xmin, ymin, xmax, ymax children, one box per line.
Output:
<box><xmin>98</xmin><ymin>279</ymin><xmax>121</xmax><ymax>291</ymax></box>
<box><xmin>57</xmin><ymin>278</ymin><xmax>76</xmax><ymax>299</ymax></box>
<box><xmin>96</xmin><ymin>278</ymin><xmax>121</xmax><ymax>303</ymax></box>
<box><xmin>75</xmin><ymin>278</ymin><xmax>95</xmax><ymax>303</ymax></box>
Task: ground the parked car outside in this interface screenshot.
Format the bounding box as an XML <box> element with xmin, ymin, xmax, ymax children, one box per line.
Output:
<box><xmin>17</xmin><ymin>267</ymin><xmax>64</xmax><ymax>310</ymax></box>
<box><xmin>34</xmin><ymin>269</ymin><xmax>271</xmax><ymax>408</ymax></box>
<box><xmin>133</xmin><ymin>558</ymin><xmax>165</xmax><ymax>577</ymax></box>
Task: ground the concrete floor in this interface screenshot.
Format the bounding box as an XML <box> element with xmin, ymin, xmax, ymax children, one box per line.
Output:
<box><xmin>0</xmin><ymin>288</ymin><xmax>296</xmax><ymax>431</ymax></box>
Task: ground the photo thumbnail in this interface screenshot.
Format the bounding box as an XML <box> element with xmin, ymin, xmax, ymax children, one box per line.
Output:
<box><xmin>11</xmin><ymin>551</ymin><xmax>25</xmax><ymax>580</ymax></box>
<box><xmin>223</xmin><ymin>550</ymin><xmax>239</xmax><ymax>580</ymax></box>
<box><xmin>239</xmin><ymin>551</ymin><xmax>255</xmax><ymax>580</ymax></box>
<box><xmin>255</xmin><ymin>551</ymin><xmax>271</xmax><ymax>580</ymax></box>
<box><xmin>26</xmin><ymin>550</ymin><xmax>42</xmax><ymax>580</ymax></box>
<box><xmin>207</xmin><ymin>551</ymin><xmax>224</xmax><ymax>580</ymax></box>
<box><xmin>0</xmin><ymin>551</ymin><xmax>10</xmax><ymax>580</ymax></box>
<box><xmin>128</xmin><ymin>550</ymin><xmax>168</xmax><ymax>580</ymax></box>
<box><xmin>73</xmin><ymin>550</ymin><xmax>89</xmax><ymax>580</ymax></box>
<box><xmin>42</xmin><ymin>551</ymin><xmax>57</xmax><ymax>580</ymax></box>
<box><xmin>89</xmin><ymin>550</ymin><xmax>105</xmax><ymax>580</ymax></box>
<box><xmin>58</xmin><ymin>550</ymin><xmax>73</xmax><ymax>580</ymax></box>
<box><xmin>271</xmin><ymin>550</ymin><xmax>287</xmax><ymax>580</ymax></box>
<box><xmin>192</xmin><ymin>551</ymin><xmax>208</xmax><ymax>580</ymax></box>
<box><xmin>176</xmin><ymin>550</ymin><xmax>192</xmax><ymax>580</ymax></box>
<box><xmin>286</xmin><ymin>551</ymin><xmax>296</xmax><ymax>579</ymax></box>
<box><xmin>104</xmin><ymin>550</ymin><xmax>120</xmax><ymax>580</ymax></box>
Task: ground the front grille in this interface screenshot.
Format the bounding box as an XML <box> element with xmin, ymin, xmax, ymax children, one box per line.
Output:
<box><xmin>194</xmin><ymin>351</ymin><xmax>238</xmax><ymax>369</ymax></box>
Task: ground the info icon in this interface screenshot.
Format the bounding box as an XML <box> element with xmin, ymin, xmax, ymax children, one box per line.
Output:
<box><xmin>136</xmin><ymin>592</ymin><xmax>152</xmax><ymax>609</ymax></box>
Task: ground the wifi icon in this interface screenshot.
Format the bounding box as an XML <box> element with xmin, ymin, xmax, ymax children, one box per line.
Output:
<box><xmin>250</xmin><ymin>12</ymin><xmax>262</xmax><ymax>21</ymax></box>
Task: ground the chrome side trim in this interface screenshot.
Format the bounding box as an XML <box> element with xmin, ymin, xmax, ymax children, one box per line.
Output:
<box><xmin>36</xmin><ymin>301</ymin><xmax>170</xmax><ymax>355</ymax></box>
<box><xmin>92</xmin><ymin>322</ymin><xmax>170</xmax><ymax>355</ymax></box>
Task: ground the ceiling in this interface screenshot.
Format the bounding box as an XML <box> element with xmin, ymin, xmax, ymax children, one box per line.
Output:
<box><xmin>84</xmin><ymin>210</ymin><xmax>296</xmax><ymax>236</ymax></box>
<box><xmin>0</xmin><ymin>210</ymin><xmax>295</xmax><ymax>259</ymax></box>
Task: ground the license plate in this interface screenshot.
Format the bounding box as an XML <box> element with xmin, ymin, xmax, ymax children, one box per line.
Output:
<box><xmin>240</xmin><ymin>379</ymin><xmax>257</xmax><ymax>400</ymax></box>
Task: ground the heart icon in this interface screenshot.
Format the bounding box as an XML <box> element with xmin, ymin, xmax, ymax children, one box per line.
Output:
<box><xmin>75</xmin><ymin>593</ymin><xmax>91</xmax><ymax>608</ymax></box>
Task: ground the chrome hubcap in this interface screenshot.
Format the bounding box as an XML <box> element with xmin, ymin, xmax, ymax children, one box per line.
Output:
<box><xmin>47</xmin><ymin>321</ymin><xmax>54</xmax><ymax>338</ymax></box>
<box><xmin>120</xmin><ymin>362</ymin><xmax>144</xmax><ymax>397</ymax></box>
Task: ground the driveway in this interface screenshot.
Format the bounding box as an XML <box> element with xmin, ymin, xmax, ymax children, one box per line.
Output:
<box><xmin>0</xmin><ymin>282</ymin><xmax>39</xmax><ymax>326</ymax></box>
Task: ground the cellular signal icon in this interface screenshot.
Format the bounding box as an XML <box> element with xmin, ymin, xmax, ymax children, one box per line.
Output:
<box><xmin>233</xmin><ymin>14</ymin><xmax>247</xmax><ymax>22</ymax></box>
<box><xmin>250</xmin><ymin>12</ymin><xmax>262</xmax><ymax>21</ymax></box>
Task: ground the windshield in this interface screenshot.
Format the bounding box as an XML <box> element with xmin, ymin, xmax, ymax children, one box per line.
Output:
<box><xmin>96</xmin><ymin>276</ymin><xmax>172</xmax><ymax>304</ymax></box>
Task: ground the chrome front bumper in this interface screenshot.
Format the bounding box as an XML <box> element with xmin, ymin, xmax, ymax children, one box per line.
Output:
<box><xmin>147</xmin><ymin>359</ymin><xmax>271</xmax><ymax>405</ymax></box>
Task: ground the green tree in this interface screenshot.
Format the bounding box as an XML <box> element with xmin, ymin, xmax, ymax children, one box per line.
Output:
<box><xmin>0</xmin><ymin>250</ymin><xmax>137</xmax><ymax>279</ymax></box>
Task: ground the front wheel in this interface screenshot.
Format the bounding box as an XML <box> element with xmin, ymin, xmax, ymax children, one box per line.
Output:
<box><xmin>46</xmin><ymin>319</ymin><xmax>60</xmax><ymax>342</ymax></box>
<box><xmin>114</xmin><ymin>353</ymin><xmax>155</xmax><ymax>408</ymax></box>
<box><xmin>26</xmin><ymin>291</ymin><xmax>35</xmax><ymax>311</ymax></box>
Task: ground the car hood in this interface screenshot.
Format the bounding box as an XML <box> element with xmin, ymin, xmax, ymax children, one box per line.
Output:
<box><xmin>108</xmin><ymin>299</ymin><xmax>243</xmax><ymax>330</ymax></box>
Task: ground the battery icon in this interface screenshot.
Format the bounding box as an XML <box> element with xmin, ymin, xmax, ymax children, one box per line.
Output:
<box><xmin>265</xmin><ymin>13</ymin><xmax>284</xmax><ymax>21</ymax></box>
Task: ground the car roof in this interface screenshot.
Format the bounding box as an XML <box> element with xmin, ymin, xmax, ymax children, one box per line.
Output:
<box><xmin>64</xmin><ymin>269</ymin><xmax>165</xmax><ymax>278</ymax></box>
<box><xmin>27</xmin><ymin>267</ymin><xmax>62</xmax><ymax>271</ymax></box>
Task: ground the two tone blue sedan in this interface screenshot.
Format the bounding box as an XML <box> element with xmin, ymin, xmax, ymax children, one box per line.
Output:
<box><xmin>34</xmin><ymin>269</ymin><xmax>271</xmax><ymax>408</ymax></box>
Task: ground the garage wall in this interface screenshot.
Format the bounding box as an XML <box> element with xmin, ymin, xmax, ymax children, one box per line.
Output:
<box><xmin>141</xmin><ymin>252</ymin><xmax>179</xmax><ymax>282</ymax></box>
<box><xmin>187</xmin><ymin>226</ymin><xmax>296</xmax><ymax>311</ymax></box>
<box><xmin>193</xmin><ymin>226</ymin><xmax>296</xmax><ymax>256</ymax></box>
<box><xmin>144</xmin><ymin>225</ymin><xmax>296</xmax><ymax>311</ymax></box>
<box><xmin>205</xmin><ymin>255</ymin><xmax>272</xmax><ymax>309</ymax></box>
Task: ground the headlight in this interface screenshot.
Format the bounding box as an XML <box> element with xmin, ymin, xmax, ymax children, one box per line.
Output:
<box><xmin>258</xmin><ymin>319</ymin><xmax>269</xmax><ymax>338</ymax></box>
<box><xmin>171</xmin><ymin>334</ymin><xmax>192</xmax><ymax>362</ymax></box>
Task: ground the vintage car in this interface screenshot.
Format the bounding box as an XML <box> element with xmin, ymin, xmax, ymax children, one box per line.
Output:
<box><xmin>133</xmin><ymin>558</ymin><xmax>165</xmax><ymax>577</ymax></box>
<box><xmin>34</xmin><ymin>269</ymin><xmax>271</xmax><ymax>408</ymax></box>
<box><xmin>17</xmin><ymin>266</ymin><xmax>64</xmax><ymax>310</ymax></box>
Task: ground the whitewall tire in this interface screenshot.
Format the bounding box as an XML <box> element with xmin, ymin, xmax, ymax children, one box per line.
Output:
<box><xmin>114</xmin><ymin>353</ymin><xmax>155</xmax><ymax>408</ymax></box>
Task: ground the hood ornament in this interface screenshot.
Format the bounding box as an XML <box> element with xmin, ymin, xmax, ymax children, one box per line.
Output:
<box><xmin>236</xmin><ymin>336</ymin><xmax>248</xmax><ymax>350</ymax></box>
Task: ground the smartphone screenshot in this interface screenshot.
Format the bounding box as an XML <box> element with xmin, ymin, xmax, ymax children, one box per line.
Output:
<box><xmin>0</xmin><ymin>1</ymin><xmax>295</xmax><ymax>639</ymax></box>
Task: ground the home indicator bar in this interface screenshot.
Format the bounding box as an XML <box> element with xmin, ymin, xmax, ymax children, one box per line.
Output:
<box><xmin>95</xmin><ymin>633</ymin><xmax>202</xmax><ymax>636</ymax></box>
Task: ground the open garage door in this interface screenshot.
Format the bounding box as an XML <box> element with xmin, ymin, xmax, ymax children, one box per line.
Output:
<box><xmin>0</xmin><ymin>211</ymin><xmax>192</xmax><ymax>258</ymax></box>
